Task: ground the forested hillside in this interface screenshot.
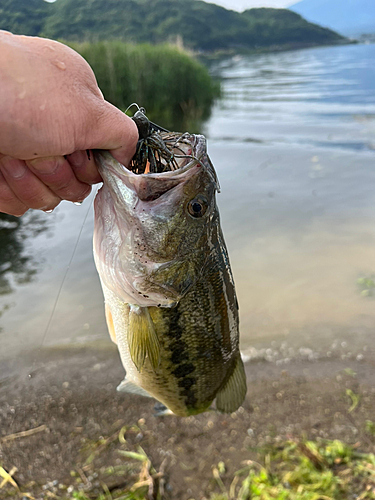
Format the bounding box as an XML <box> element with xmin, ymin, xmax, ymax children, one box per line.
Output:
<box><xmin>241</xmin><ymin>8</ymin><xmax>344</xmax><ymax>46</ymax></box>
<box><xmin>0</xmin><ymin>0</ymin><xmax>347</xmax><ymax>52</ymax></box>
<box><xmin>0</xmin><ymin>0</ymin><xmax>50</xmax><ymax>36</ymax></box>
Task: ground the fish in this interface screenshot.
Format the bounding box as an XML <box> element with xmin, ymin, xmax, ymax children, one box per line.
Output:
<box><xmin>93</xmin><ymin>132</ymin><xmax>247</xmax><ymax>417</ymax></box>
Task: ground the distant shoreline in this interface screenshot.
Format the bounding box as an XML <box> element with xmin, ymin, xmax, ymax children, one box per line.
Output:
<box><xmin>198</xmin><ymin>37</ymin><xmax>357</xmax><ymax>62</ymax></box>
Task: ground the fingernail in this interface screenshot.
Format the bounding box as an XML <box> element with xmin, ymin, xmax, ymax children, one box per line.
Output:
<box><xmin>1</xmin><ymin>157</ymin><xmax>27</xmax><ymax>179</ymax></box>
<box><xmin>28</xmin><ymin>156</ymin><xmax>65</xmax><ymax>174</ymax></box>
<box><xmin>72</xmin><ymin>186</ymin><xmax>91</xmax><ymax>205</ymax></box>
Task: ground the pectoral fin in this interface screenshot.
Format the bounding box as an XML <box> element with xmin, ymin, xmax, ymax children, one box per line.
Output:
<box><xmin>128</xmin><ymin>305</ymin><xmax>160</xmax><ymax>371</ymax></box>
<box><xmin>216</xmin><ymin>354</ymin><xmax>247</xmax><ymax>413</ymax></box>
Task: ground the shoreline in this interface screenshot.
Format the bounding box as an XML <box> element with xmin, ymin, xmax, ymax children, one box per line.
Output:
<box><xmin>1</xmin><ymin>344</ymin><xmax>375</xmax><ymax>498</ymax></box>
<box><xmin>197</xmin><ymin>38</ymin><xmax>357</xmax><ymax>64</ymax></box>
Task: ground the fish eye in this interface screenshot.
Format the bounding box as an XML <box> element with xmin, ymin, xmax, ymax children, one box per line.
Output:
<box><xmin>187</xmin><ymin>196</ymin><xmax>208</xmax><ymax>218</ymax></box>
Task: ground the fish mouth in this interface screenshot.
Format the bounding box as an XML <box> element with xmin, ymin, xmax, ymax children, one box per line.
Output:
<box><xmin>94</xmin><ymin>133</ymin><xmax>219</xmax><ymax>198</ymax></box>
<box><xmin>95</xmin><ymin>133</ymin><xmax>203</xmax><ymax>175</ymax></box>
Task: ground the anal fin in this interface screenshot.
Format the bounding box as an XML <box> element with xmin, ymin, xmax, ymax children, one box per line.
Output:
<box><xmin>216</xmin><ymin>354</ymin><xmax>247</xmax><ymax>413</ymax></box>
<box><xmin>128</xmin><ymin>305</ymin><xmax>160</xmax><ymax>372</ymax></box>
<box><xmin>117</xmin><ymin>378</ymin><xmax>153</xmax><ymax>399</ymax></box>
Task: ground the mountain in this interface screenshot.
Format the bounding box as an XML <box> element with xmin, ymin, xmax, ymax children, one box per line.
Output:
<box><xmin>240</xmin><ymin>8</ymin><xmax>344</xmax><ymax>47</ymax></box>
<box><xmin>290</xmin><ymin>0</ymin><xmax>375</xmax><ymax>36</ymax></box>
<box><xmin>0</xmin><ymin>0</ymin><xmax>347</xmax><ymax>52</ymax></box>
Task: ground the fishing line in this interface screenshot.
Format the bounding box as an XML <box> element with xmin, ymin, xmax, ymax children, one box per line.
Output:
<box><xmin>29</xmin><ymin>188</ymin><xmax>98</xmax><ymax>377</ymax></box>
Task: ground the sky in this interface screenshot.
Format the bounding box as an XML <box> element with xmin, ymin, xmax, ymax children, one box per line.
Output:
<box><xmin>43</xmin><ymin>0</ymin><xmax>298</xmax><ymax>6</ymax></box>
<box><xmin>42</xmin><ymin>0</ymin><xmax>299</xmax><ymax>7</ymax></box>
<box><xmin>200</xmin><ymin>0</ymin><xmax>296</xmax><ymax>10</ymax></box>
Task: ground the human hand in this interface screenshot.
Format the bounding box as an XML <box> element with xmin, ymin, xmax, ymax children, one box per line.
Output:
<box><xmin>0</xmin><ymin>31</ymin><xmax>138</xmax><ymax>216</ymax></box>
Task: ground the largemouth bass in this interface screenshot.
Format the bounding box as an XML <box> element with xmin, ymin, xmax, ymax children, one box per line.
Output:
<box><xmin>93</xmin><ymin>131</ymin><xmax>247</xmax><ymax>417</ymax></box>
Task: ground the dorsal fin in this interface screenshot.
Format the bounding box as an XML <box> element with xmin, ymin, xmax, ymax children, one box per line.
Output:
<box><xmin>128</xmin><ymin>305</ymin><xmax>160</xmax><ymax>371</ymax></box>
<box><xmin>216</xmin><ymin>354</ymin><xmax>247</xmax><ymax>413</ymax></box>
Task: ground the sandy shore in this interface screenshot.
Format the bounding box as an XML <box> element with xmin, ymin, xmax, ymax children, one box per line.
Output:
<box><xmin>0</xmin><ymin>344</ymin><xmax>375</xmax><ymax>499</ymax></box>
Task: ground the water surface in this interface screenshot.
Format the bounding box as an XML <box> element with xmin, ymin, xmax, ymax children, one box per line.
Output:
<box><xmin>1</xmin><ymin>43</ymin><xmax>375</xmax><ymax>376</ymax></box>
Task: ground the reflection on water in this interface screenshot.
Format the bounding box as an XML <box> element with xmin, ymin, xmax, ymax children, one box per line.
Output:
<box><xmin>0</xmin><ymin>212</ymin><xmax>50</xmax><ymax>294</ymax></box>
<box><xmin>1</xmin><ymin>43</ymin><xmax>375</xmax><ymax>376</ymax></box>
<box><xmin>0</xmin><ymin>194</ymin><xmax>106</xmax><ymax>377</ymax></box>
<box><xmin>0</xmin><ymin>212</ymin><xmax>51</xmax><ymax>330</ymax></box>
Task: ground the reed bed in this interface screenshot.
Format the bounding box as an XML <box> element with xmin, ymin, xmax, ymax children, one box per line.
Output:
<box><xmin>70</xmin><ymin>41</ymin><xmax>220</xmax><ymax>132</ymax></box>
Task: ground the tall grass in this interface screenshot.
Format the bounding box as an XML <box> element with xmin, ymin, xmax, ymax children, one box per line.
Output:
<box><xmin>70</xmin><ymin>41</ymin><xmax>220</xmax><ymax>131</ymax></box>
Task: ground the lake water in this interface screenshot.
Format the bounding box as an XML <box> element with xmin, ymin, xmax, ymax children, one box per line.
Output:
<box><xmin>1</xmin><ymin>43</ymin><xmax>375</xmax><ymax>378</ymax></box>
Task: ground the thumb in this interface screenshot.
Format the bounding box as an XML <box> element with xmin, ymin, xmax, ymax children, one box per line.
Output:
<box><xmin>85</xmin><ymin>101</ymin><xmax>139</xmax><ymax>167</ymax></box>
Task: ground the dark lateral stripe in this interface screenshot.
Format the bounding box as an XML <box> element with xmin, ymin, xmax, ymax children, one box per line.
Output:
<box><xmin>170</xmin><ymin>342</ymin><xmax>189</xmax><ymax>364</ymax></box>
<box><xmin>172</xmin><ymin>363</ymin><xmax>195</xmax><ymax>378</ymax></box>
<box><xmin>166</xmin><ymin>306</ymin><xmax>198</xmax><ymax>409</ymax></box>
<box><xmin>178</xmin><ymin>377</ymin><xmax>197</xmax><ymax>407</ymax></box>
<box><xmin>177</xmin><ymin>377</ymin><xmax>195</xmax><ymax>389</ymax></box>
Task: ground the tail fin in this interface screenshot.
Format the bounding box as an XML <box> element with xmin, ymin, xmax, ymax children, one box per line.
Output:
<box><xmin>216</xmin><ymin>354</ymin><xmax>247</xmax><ymax>413</ymax></box>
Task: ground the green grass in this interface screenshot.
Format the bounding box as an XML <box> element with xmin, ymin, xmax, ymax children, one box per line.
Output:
<box><xmin>210</xmin><ymin>440</ymin><xmax>375</xmax><ymax>500</ymax></box>
<box><xmin>70</xmin><ymin>41</ymin><xmax>220</xmax><ymax>132</ymax></box>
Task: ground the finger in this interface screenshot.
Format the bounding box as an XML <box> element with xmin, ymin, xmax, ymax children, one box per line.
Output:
<box><xmin>66</xmin><ymin>150</ymin><xmax>102</xmax><ymax>185</ymax></box>
<box><xmin>0</xmin><ymin>156</ymin><xmax>61</xmax><ymax>211</ymax></box>
<box><xmin>82</xmin><ymin>101</ymin><xmax>139</xmax><ymax>167</ymax></box>
<box><xmin>26</xmin><ymin>155</ymin><xmax>92</xmax><ymax>202</ymax></box>
<box><xmin>0</xmin><ymin>170</ymin><xmax>28</xmax><ymax>216</ymax></box>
